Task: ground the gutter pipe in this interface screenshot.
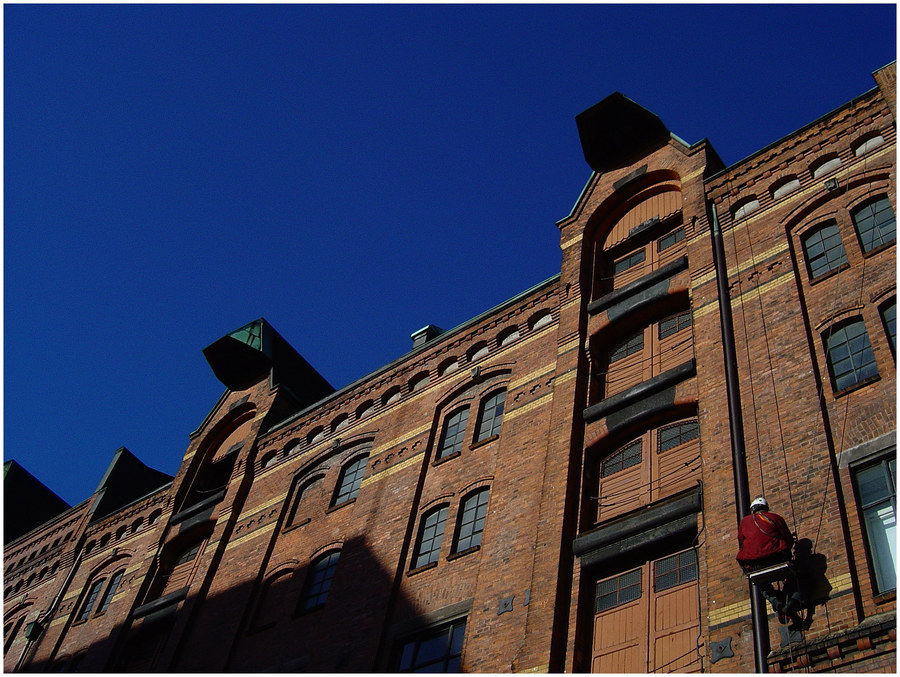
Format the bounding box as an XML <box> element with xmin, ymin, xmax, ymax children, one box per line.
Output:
<box><xmin>708</xmin><ymin>202</ymin><xmax>771</xmax><ymax>672</ymax></box>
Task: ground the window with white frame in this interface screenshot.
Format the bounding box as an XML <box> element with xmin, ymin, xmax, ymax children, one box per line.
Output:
<box><xmin>854</xmin><ymin>457</ymin><xmax>896</xmax><ymax>593</ymax></box>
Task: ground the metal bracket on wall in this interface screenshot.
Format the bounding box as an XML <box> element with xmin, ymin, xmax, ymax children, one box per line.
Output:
<box><xmin>710</xmin><ymin>637</ymin><xmax>733</xmax><ymax>663</ymax></box>
<box><xmin>498</xmin><ymin>595</ymin><xmax>514</xmax><ymax>615</ymax></box>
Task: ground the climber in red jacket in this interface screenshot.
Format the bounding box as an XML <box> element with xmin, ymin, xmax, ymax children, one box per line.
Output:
<box><xmin>736</xmin><ymin>496</ymin><xmax>802</xmax><ymax>624</ymax></box>
<box><xmin>736</xmin><ymin>496</ymin><xmax>794</xmax><ymax>570</ymax></box>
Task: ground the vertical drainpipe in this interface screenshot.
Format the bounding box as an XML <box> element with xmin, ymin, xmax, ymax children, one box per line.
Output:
<box><xmin>708</xmin><ymin>202</ymin><xmax>771</xmax><ymax>672</ymax></box>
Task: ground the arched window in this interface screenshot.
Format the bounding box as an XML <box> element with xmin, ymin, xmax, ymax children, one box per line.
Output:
<box><xmin>331</xmin><ymin>455</ymin><xmax>368</xmax><ymax>507</ymax></box>
<box><xmin>467</xmin><ymin>342</ymin><xmax>489</xmax><ymax>362</ymax></box>
<box><xmin>356</xmin><ymin>400</ymin><xmax>375</xmax><ymax>419</ymax></box>
<box><xmin>436</xmin><ymin>407</ymin><xmax>469</xmax><ymax>461</ymax></box>
<box><xmin>332</xmin><ymin>414</ymin><xmax>350</xmax><ymax>432</ymax></box>
<box><xmin>529</xmin><ymin>310</ymin><xmax>554</xmax><ymax>331</ymax></box>
<box><xmin>853</xmin><ymin>133</ymin><xmax>885</xmax><ymax>156</ymax></box>
<box><xmin>825</xmin><ymin>319</ymin><xmax>879</xmax><ymax>392</ymax></box>
<box><xmin>382</xmin><ymin>387</ymin><xmax>402</xmax><ymax>406</ymax></box>
<box><xmin>308</xmin><ymin>427</ymin><xmax>325</xmax><ymax>445</ymax></box>
<box><xmin>96</xmin><ymin>570</ymin><xmax>125</xmax><ymax>615</ymax></box>
<box><xmin>412</xmin><ymin>506</ymin><xmax>448</xmax><ymax>569</ymax></box>
<box><xmin>453</xmin><ymin>489</ymin><xmax>490</xmax><ymax>554</ymax></box>
<box><xmin>771</xmin><ymin>176</ymin><xmax>801</xmax><ymax>199</ymax></box>
<box><xmin>298</xmin><ymin>550</ymin><xmax>340</xmax><ymax>612</ymax></box>
<box><xmin>288</xmin><ymin>476</ymin><xmax>324</xmax><ymax>527</ymax></box>
<box><xmin>810</xmin><ymin>154</ymin><xmax>842</xmax><ymax>178</ymax></box>
<box><xmin>474</xmin><ymin>390</ymin><xmax>506</xmax><ymax>443</ymax></box>
<box><xmin>254</xmin><ymin>569</ymin><xmax>294</xmax><ymax>629</ymax></box>
<box><xmin>408</xmin><ymin>373</ymin><xmax>429</xmax><ymax>393</ymax></box>
<box><xmin>497</xmin><ymin>327</ymin><xmax>520</xmax><ymax>347</ymax></box>
<box><xmin>148</xmin><ymin>509</ymin><xmax>162</xmax><ymax>526</ymax></box>
<box><xmin>76</xmin><ymin>578</ymin><xmax>105</xmax><ymax>622</ymax></box>
<box><xmin>438</xmin><ymin>358</ymin><xmax>459</xmax><ymax>376</ymax></box>
<box><xmin>260</xmin><ymin>452</ymin><xmax>278</xmax><ymax>469</ymax></box>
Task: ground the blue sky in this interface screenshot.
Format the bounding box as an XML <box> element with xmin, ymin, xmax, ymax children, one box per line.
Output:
<box><xmin>5</xmin><ymin>4</ymin><xmax>896</xmax><ymax>506</ymax></box>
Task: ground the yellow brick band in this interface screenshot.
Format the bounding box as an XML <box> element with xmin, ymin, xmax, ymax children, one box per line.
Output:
<box><xmin>709</xmin><ymin>598</ymin><xmax>751</xmax><ymax>626</ymax></box>
<box><xmin>241</xmin><ymin>491</ymin><xmax>290</xmax><ymax>519</ymax></box>
<box><xmin>360</xmin><ymin>451</ymin><xmax>425</xmax><ymax>488</ymax></box>
<box><xmin>225</xmin><ymin>521</ymin><xmax>277</xmax><ymax>550</ymax></box>
<box><xmin>557</xmin><ymin>338</ymin><xmax>579</xmax><ymax>355</ymax></box>
<box><xmin>505</xmin><ymin>391</ymin><xmax>552</xmax><ymax>421</ymax></box>
<box><xmin>692</xmin><ymin>241</ymin><xmax>790</xmax><ymax>289</ymax></box>
<box><xmin>709</xmin><ymin>570</ymin><xmax>854</xmax><ymax>627</ymax></box>
<box><xmin>517</xmin><ymin>664</ymin><xmax>549</xmax><ymax>673</ymax></box>
<box><xmin>694</xmin><ymin>272</ymin><xmax>793</xmax><ymax>320</ymax></box>
<box><xmin>555</xmin><ymin>369</ymin><xmax>576</xmax><ymax>385</ymax></box>
<box><xmin>510</xmin><ymin>367</ymin><xmax>555</xmax><ymax>391</ymax></box>
<box><xmin>372</xmin><ymin>422</ymin><xmax>433</xmax><ymax>456</ymax></box>
<box><xmin>561</xmin><ymin>233</ymin><xmax>583</xmax><ymax>250</ymax></box>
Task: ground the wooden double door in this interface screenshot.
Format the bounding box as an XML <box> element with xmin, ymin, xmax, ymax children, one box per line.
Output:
<box><xmin>591</xmin><ymin>549</ymin><xmax>701</xmax><ymax>673</ymax></box>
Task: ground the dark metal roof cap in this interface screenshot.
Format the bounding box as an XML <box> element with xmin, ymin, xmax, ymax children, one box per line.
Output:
<box><xmin>576</xmin><ymin>92</ymin><xmax>670</xmax><ymax>173</ymax></box>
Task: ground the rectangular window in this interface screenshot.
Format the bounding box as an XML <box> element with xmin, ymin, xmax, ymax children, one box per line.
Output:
<box><xmin>658</xmin><ymin>311</ymin><xmax>692</xmax><ymax>339</ymax></box>
<box><xmin>657</xmin><ymin>227</ymin><xmax>685</xmax><ymax>251</ymax></box>
<box><xmin>654</xmin><ymin>549</ymin><xmax>698</xmax><ymax>592</ymax></box>
<box><xmin>609</xmin><ymin>332</ymin><xmax>644</xmax><ymax>364</ymax></box>
<box><xmin>802</xmin><ymin>221</ymin><xmax>848</xmax><ymax>279</ymax></box>
<box><xmin>854</xmin><ymin>458</ymin><xmax>896</xmax><ymax>593</ymax></box>
<box><xmin>300</xmin><ymin>550</ymin><xmax>340</xmax><ymax>611</ymax></box>
<box><xmin>596</xmin><ymin>569</ymin><xmax>642</xmax><ymax>612</ymax></box>
<box><xmin>397</xmin><ymin>618</ymin><xmax>466</xmax><ymax>672</ymax></box>
<box><xmin>658</xmin><ymin>420</ymin><xmax>699</xmax><ymax>453</ymax></box>
<box><xmin>614</xmin><ymin>249</ymin><xmax>645</xmax><ymax>274</ymax></box>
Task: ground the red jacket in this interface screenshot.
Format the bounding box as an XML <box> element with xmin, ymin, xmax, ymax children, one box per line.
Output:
<box><xmin>736</xmin><ymin>510</ymin><xmax>793</xmax><ymax>563</ymax></box>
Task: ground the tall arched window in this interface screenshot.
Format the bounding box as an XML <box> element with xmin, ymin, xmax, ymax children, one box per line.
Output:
<box><xmin>331</xmin><ymin>455</ymin><xmax>368</xmax><ymax>507</ymax></box>
<box><xmin>412</xmin><ymin>506</ymin><xmax>448</xmax><ymax>569</ymax></box>
<box><xmin>298</xmin><ymin>550</ymin><xmax>340</xmax><ymax>612</ymax></box>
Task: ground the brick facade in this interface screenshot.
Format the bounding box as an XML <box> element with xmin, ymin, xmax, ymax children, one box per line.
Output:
<box><xmin>4</xmin><ymin>63</ymin><xmax>895</xmax><ymax>673</ymax></box>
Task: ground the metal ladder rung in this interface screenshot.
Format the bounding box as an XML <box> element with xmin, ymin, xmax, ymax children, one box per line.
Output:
<box><xmin>746</xmin><ymin>562</ymin><xmax>793</xmax><ymax>584</ymax></box>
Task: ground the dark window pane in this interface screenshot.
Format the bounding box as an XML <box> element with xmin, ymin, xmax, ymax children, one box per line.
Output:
<box><xmin>803</xmin><ymin>221</ymin><xmax>848</xmax><ymax>278</ymax></box>
<box><xmin>601</xmin><ymin>440</ymin><xmax>642</xmax><ymax>477</ymax></box>
<box><xmin>658</xmin><ymin>420</ymin><xmax>699</xmax><ymax>453</ymax></box>
<box><xmin>77</xmin><ymin>579</ymin><xmax>105</xmax><ymax>621</ymax></box>
<box><xmin>826</xmin><ymin>320</ymin><xmax>878</xmax><ymax>391</ymax></box>
<box><xmin>658</xmin><ymin>227</ymin><xmax>685</xmax><ymax>251</ymax></box>
<box><xmin>397</xmin><ymin>618</ymin><xmax>466</xmax><ymax>673</ymax></box>
<box><xmin>413</xmin><ymin>507</ymin><xmax>448</xmax><ymax>568</ymax></box>
<box><xmin>454</xmin><ymin>489</ymin><xmax>490</xmax><ymax>552</ymax></box>
<box><xmin>659</xmin><ymin>311</ymin><xmax>692</xmax><ymax>339</ymax></box>
<box><xmin>609</xmin><ymin>332</ymin><xmax>644</xmax><ymax>363</ymax></box>
<box><xmin>332</xmin><ymin>455</ymin><xmax>368</xmax><ymax>506</ymax></box>
<box><xmin>881</xmin><ymin>299</ymin><xmax>895</xmax><ymax>353</ymax></box>
<box><xmin>300</xmin><ymin>550</ymin><xmax>340</xmax><ymax>611</ymax></box>
<box><xmin>596</xmin><ymin>569</ymin><xmax>642</xmax><ymax>612</ymax></box>
<box><xmin>654</xmin><ymin>549</ymin><xmax>699</xmax><ymax>592</ymax></box>
<box><xmin>614</xmin><ymin>249</ymin><xmax>645</xmax><ymax>274</ymax></box>
<box><xmin>97</xmin><ymin>571</ymin><xmax>124</xmax><ymax>614</ymax></box>
<box><xmin>475</xmin><ymin>390</ymin><xmax>506</xmax><ymax>442</ymax></box>
<box><xmin>853</xmin><ymin>196</ymin><xmax>896</xmax><ymax>253</ymax></box>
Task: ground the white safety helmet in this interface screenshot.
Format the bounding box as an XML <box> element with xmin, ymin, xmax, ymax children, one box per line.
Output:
<box><xmin>750</xmin><ymin>496</ymin><xmax>769</xmax><ymax>512</ymax></box>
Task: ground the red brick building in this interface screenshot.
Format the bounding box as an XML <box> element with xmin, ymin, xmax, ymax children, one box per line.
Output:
<box><xmin>4</xmin><ymin>63</ymin><xmax>895</xmax><ymax>673</ymax></box>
